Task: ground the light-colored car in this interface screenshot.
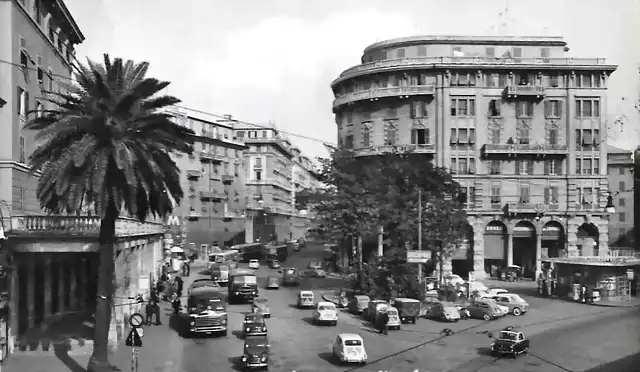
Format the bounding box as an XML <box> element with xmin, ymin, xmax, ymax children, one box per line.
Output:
<box><xmin>384</xmin><ymin>307</ymin><xmax>402</xmax><ymax>330</ymax></box>
<box><xmin>480</xmin><ymin>288</ymin><xmax>509</xmax><ymax>298</ymax></box>
<box><xmin>490</xmin><ymin>294</ymin><xmax>529</xmax><ymax>316</ymax></box>
<box><xmin>251</xmin><ymin>298</ymin><xmax>271</xmax><ymax>318</ymax></box>
<box><xmin>467</xmin><ymin>300</ymin><xmax>507</xmax><ymax>321</ymax></box>
<box><xmin>332</xmin><ymin>333</ymin><xmax>367</xmax><ymax>365</ymax></box>
<box><xmin>297</xmin><ymin>290</ymin><xmax>315</xmax><ymax>308</ymax></box>
<box><xmin>266</xmin><ymin>276</ymin><xmax>280</xmax><ymax>289</ymax></box>
<box><xmin>443</xmin><ymin>274</ymin><xmax>465</xmax><ymax>287</ymax></box>
<box><xmin>313</xmin><ymin>301</ymin><xmax>339</xmax><ymax>326</ymax></box>
<box><xmin>268</xmin><ymin>260</ymin><xmax>281</xmax><ymax>269</ymax></box>
<box><xmin>425</xmin><ymin>301</ymin><xmax>461</xmax><ymax>322</ymax></box>
<box><xmin>248</xmin><ymin>259</ymin><xmax>260</xmax><ymax>269</ymax></box>
<box><xmin>348</xmin><ymin>295</ymin><xmax>370</xmax><ymax>315</ymax></box>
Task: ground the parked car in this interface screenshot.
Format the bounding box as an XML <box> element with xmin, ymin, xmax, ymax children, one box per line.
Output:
<box><xmin>489</xmin><ymin>294</ymin><xmax>529</xmax><ymax>316</ymax></box>
<box><xmin>490</xmin><ymin>330</ymin><xmax>530</xmax><ymax>357</ymax></box>
<box><xmin>467</xmin><ymin>300</ymin><xmax>507</xmax><ymax>321</ymax></box>
<box><xmin>348</xmin><ymin>295</ymin><xmax>370</xmax><ymax>315</ymax></box>
<box><xmin>312</xmin><ymin>301</ymin><xmax>339</xmax><ymax>326</ymax></box>
<box><xmin>425</xmin><ymin>301</ymin><xmax>461</xmax><ymax>322</ymax></box>
<box><xmin>248</xmin><ymin>259</ymin><xmax>260</xmax><ymax>269</ymax></box>
<box><xmin>392</xmin><ymin>298</ymin><xmax>420</xmax><ymax>324</ymax></box>
<box><xmin>379</xmin><ymin>306</ymin><xmax>401</xmax><ymax>330</ymax></box>
<box><xmin>266</xmin><ymin>276</ymin><xmax>280</xmax><ymax>290</ymax></box>
<box><xmin>480</xmin><ymin>288</ymin><xmax>510</xmax><ymax>298</ymax></box>
<box><xmin>297</xmin><ymin>290</ymin><xmax>315</xmax><ymax>308</ymax></box>
<box><xmin>251</xmin><ymin>298</ymin><xmax>271</xmax><ymax>318</ymax></box>
<box><xmin>332</xmin><ymin>333</ymin><xmax>367</xmax><ymax>365</ymax></box>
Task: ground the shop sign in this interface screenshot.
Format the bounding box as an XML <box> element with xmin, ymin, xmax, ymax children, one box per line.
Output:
<box><xmin>485</xmin><ymin>224</ymin><xmax>506</xmax><ymax>234</ymax></box>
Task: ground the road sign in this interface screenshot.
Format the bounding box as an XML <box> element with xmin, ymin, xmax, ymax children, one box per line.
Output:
<box><xmin>125</xmin><ymin>327</ymin><xmax>143</xmax><ymax>347</ymax></box>
<box><xmin>407</xmin><ymin>250</ymin><xmax>430</xmax><ymax>263</ymax></box>
<box><xmin>129</xmin><ymin>313</ymin><xmax>144</xmax><ymax>327</ymax></box>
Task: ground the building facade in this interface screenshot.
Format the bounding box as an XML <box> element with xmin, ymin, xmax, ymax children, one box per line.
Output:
<box><xmin>331</xmin><ymin>36</ymin><xmax>617</xmax><ymax>280</ymax></box>
<box><xmin>234</xmin><ymin>124</ymin><xmax>318</xmax><ymax>243</ymax></box>
<box><xmin>606</xmin><ymin>145</ymin><xmax>635</xmax><ymax>247</ymax></box>
<box><xmin>167</xmin><ymin>108</ymin><xmax>248</xmax><ymax>254</ymax></box>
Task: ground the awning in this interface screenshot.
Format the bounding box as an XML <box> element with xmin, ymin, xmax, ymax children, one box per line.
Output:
<box><xmin>513</xmin><ymin>225</ymin><xmax>535</xmax><ymax>238</ymax></box>
<box><xmin>542</xmin><ymin>225</ymin><xmax>563</xmax><ymax>241</ymax></box>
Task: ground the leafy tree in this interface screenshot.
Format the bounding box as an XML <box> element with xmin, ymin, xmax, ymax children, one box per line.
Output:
<box><xmin>298</xmin><ymin>148</ymin><xmax>468</xmax><ymax>296</ymax></box>
<box><xmin>25</xmin><ymin>55</ymin><xmax>194</xmax><ymax>372</ymax></box>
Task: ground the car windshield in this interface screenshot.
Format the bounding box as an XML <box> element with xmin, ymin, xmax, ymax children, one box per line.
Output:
<box><xmin>219</xmin><ymin>265</ymin><xmax>229</xmax><ymax>271</ymax></box>
<box><xmin>301</xmin><ymin>293</ymin><xmax>313</xmax><ymax>298</ymax></box>
<box><xmin>254</xmin><ymin>299</ymin><xmax>267</xmax><ymax>304</ymax></box>
<box><xmin>387</xmin><ymin>309</ymin><xmax>398</xmax><ymax>315</ymax></box>
<box><xmin>233</xmin><ymin>275</ymin><xmax>257</xmax><ymax>285</ymax></box>
<box><xmin>250</xmin><ymin>260</ymin><xmax>258</xmax><ymax>263</ymax></box>
<box><xmin>344</xmin><ymin>339</ymin><xmax>362</xmax><ymax>346</ymax></box>
<box><xmin>247</xmin><ymin>321</ymin><xmax>264</xmax><ymax>327</ymax></box>
<box><xmin>245</xmin><ymin>315</ymin><xmax>262</xmax><ymax>322</ymax></box>
<box><xmin>245</xmin><ymin>338</ymin><xmax>268</xmax><ymax>347</ymax></box>
<box><xmin>498</xmin><ymin>331</ymin><xmax>518</xmax><ymax>340</ymax></box>
<box><xmin>192</xmin><ymin>298</ymin><xmax>224</xmax><ymax>312</ymax></box>
<box><xmin>319</xmin><ymin>305</ymin><xmax>335</xmax><ymax>311</ymax></box>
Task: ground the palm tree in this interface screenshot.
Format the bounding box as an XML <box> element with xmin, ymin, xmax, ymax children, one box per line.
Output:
<box><xmin>25</xmin><ymin>54</ymin><xmax>194</xmax><ymax>372</ymax></box>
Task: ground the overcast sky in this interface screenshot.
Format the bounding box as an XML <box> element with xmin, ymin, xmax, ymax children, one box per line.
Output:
<box><xmin>65</xmin><ymin>0</ymin><xmax>640</xmax><ymax>159</ymax></box>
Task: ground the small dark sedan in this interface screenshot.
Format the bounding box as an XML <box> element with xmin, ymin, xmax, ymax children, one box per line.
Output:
<box><xmin>241</xmin><ymin>335</ymin><xmax>270</xmax><ymax>370</ymax></box>
<box><xmin>243</xmin><ymin>313</ymin><xmax>267</xmax><ymax>337</ymax></box>
<box><xmin>490</xmin><ymin>330</ymin><xmax>530</xmax><ymax>358</ymax></box>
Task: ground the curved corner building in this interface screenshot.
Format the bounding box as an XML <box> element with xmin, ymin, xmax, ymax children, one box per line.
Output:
<box><xmin>331</xmin><ymin>36</ymin><xmax>618</xmax><ymax>280</ymax></box>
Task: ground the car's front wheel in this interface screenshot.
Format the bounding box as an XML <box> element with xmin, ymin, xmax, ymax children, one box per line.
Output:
<box><xmin>512</xmin><ymin>307</ymin><xmax>522</xmax><ymax>316</ymax></box>
<box><xmin>483</xmin><ymin>314</ymin><xmax>492</xmax><ymax>321</ymax></box>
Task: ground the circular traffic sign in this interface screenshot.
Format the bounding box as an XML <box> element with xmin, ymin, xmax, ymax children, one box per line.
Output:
<box><xmin>129</xmin><ymin>313</ymin><xmax>144</xmax><ymax>327</ymax></box>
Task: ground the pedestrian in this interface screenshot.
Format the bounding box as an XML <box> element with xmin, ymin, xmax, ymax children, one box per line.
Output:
<box><xmin>175</xmin><ymin>276</ymin><xmax>184</xmax><ymax>298</ymax></box>
<box><xmin>145</xmin><ymin>300</ymin><xmax>154</xmax><ymax>325</ymax></box>
<box><xmin>153</xmin><ymin>296</ymin><xmax>162</xmax><ymax>325</ymax></box>
<box><xmin>171</xmin><ymin>293</ymin><xmax>181</xmax><ymax>314</ymax></box>
<box><xmin>183</xmin><ymin>260</ymin><xmax>191</xmax><ymax>276</ymax></box>
<box><xmin>378</xmin><ymin>309</ymin><xmax>389</xmax><ymax>335</ymax></box>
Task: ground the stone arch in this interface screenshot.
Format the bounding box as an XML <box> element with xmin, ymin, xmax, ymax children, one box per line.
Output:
<box><xmin>509</xmin><ymin>219</ymin><xmax>539</xmax><ymax>236</ymax></box>
<box><xmin>577</xmin><ymin>222</ymin><xmax>599</xmax><ymax>256</ymax></box>
<box><xmin>483</xmin><ymin>220</ymin><xmax>508</xmax><ymax>276</ymax></box>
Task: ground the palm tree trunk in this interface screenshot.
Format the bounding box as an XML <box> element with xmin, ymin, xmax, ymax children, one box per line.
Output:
<box><xmin>87</xmin><ymin>204</ymin><xmax>118</xmax><ymax>372</ymax></box>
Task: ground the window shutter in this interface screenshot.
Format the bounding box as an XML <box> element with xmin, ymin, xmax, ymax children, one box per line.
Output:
<box><xmin>544</xmin><ymin>101</ymin><xmax>551</xmax><ymax>117</ymax></box>
<box><xmin>469</xmin><ymin>129</ymin><xmax>476</xmax><ymax>144</ymax></box>
<box><xmin>551</xmin><ymin>187</ymin><xmax>559</xmax><ymax>202</ymax></box>
<box><xmin>527</xmin><ymin>160</ymin><xmax>534</xmax><ymax>174</ymax></box>
<box><xmin>410</xmin><ymin>101</ymin><xmax>416</xmax><ymax>118</ymax></box>
<box><xmin>544</xmin><ymin>161</ymin><xmax>549</xmax><ymax>175</ymax></box>
<box><xmin>469</xmin><ymin>73</ymin><xmax>476</xmax><ymax>86</ymax></box>
<box><xmin>555</xmin><ymin>160</ymin><xmax>563</xmax><ymax>175</ymax></box>
<box><xmin>516</xmin><ymin>102</ymin><xmax>522</xmax><ymax>117</ymax></box>
<box><xmin>450</xmin><ymin>129</ymin><xmax>457</xmax><ymax>144</ymax></box>
<box><xmin>411</xmin><ymin>129</ymin><xmax>416</xmax><ymax>144</ymax></box>
<box><xmin>557</xmin><ymin>101</ymin><xmax>563</xmax><ymax>117</ymax></box>
<box><xmin>544</xmin><ymin>187</ymin><xmax>551</xmax><ymax>203</ymax></box>
<box><xmin>515</xmin><ymin>161</ymin><xmax>521</xmax><ymax>174</ymax></box>
<box><xmin>425</xmin><ymin>129</ymin><xmax>430</xmax><ymax>144</ymax></box>
<box><xmin>575</xmin><ymin>130</ymin><xmax>582</xmax><ymax>146</ymax></box>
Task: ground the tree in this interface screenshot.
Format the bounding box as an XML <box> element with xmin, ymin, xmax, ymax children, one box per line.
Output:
<box><xmin>25</xmin><ymin>55</ymin><xmax>194</xmax><ymax>372</ymax></box>
<box><xmin>298</xmin><ymin>148</ymin><xmax>468</xmax><ymax>296</ymax></box>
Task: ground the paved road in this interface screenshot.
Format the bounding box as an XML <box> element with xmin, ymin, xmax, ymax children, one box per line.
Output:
<box><xmin>7</xmin><ymin>242</ymin><xmax>638</xmax><ymax>372</ymax></box>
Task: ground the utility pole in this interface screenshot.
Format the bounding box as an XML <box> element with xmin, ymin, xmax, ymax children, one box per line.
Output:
<box><xmin>357</xmin><ymin>235</ymin><xmax>363</xmax><ymax>289</ymax></box>
<box><xmin>417</xmin><ymin>190</ymin><xmax>423</xmax><ymax>284</ymax></box>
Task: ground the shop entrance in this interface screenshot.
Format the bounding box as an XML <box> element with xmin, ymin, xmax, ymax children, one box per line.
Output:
<box><xmin>577</xmin><ymin>223</ymin><xmax>599</xmax><ymax>256</ymax></box>
<box><xmin>542</xmin><ymin>221</ymin><xmax>565</xmax><ymax>258</ymax></box>
<box><xmin>484</xmin><ymin>221</ymin><xmax>507</xmax><ymax>278</ymax></box>
<box><xmin>451</xmin><ymin>223</ymin><xmax>474</xmax><ymax>277</ymax></box>
<box><xmin>513</xmin><ymin>221</ymin><xmax>536</xmax><ymax>278</ymax></box>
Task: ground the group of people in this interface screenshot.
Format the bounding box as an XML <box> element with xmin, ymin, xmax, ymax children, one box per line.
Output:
<box><xmin>144</xmin><ymin>274</ymin><xmax>186</xmax><ymax>325</ymax></box>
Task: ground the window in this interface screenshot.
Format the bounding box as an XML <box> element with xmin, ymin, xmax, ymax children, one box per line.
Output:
<box><xmin>19</xmin><ymin>188</ymin><xmax>25</xmax><ymax>211</ymax></box>
<box><xmin>515</xmin><ymin>160</ymin><xmax>534</xmax><ymax>175</ymax></box>
<box><xmin>361</xmin><ymin>111</ymin><xmax>371</xmax><ymax>121</ymax></box>
<box><xmin>450</xmin><ymin>72</ymin><xmax>476</xmax><ymax>87</ymax></box>
<box><xmin>417</xmin><ymin>46</ymin><xmax>427</xmax><ymax>56</ymax></box>
<box><xmin>19</xmin><ymin>136</ymin><xmax>25</xmax><ymax>163</ymax></box>
<box><xmin>544</xmin><ymin>186</ymin><xmax>559</xmax><ymax>204</ymax></box>
<box><xmin>619</xmin><ymin>168</ymin><xmax>625</xmax><ymax>175</ymax></box>
<box><xmin>490</xmin><ymin>183</ymin><xmax>502</xmax><ymax>204</ymax></box>
<box><xmin>544</xmin><ymin>100</ymin><xmax>563</xmax><ymax>117</ymax></box>
<box><xmin>575</xmin><ymin>129</ymin><xmax>600</xmax><ymax>148</ymax></box>
<box><xmin>548</xmin><ymin>127</ymin><xmax>558</xmax><ymax>145</ymax></box>
<box><xmin>248</xmin><ymin>131</ymin><xmax>258</xmax><ymax>139</ymax></box>
<box><xmin>36</xmin><ymin>102</ymin><xmax>44</xmax><ymax>117</ymax></box>
<box><xmin>576</xmin><ymin>74</ymin><xmax>594</xmax><ymax>88</ymax></box>
<box><xmin>466</xmin><ymin>186</ymin><xmax>476</xmax><ymax>207</ymax></box>
<box><xmin>384</xmin><ymin>125</ymin><xmax>396</xmax><ymax>145</ymax></box>
<box><xmin>47</xmin><ymin>67</ymin><xmax>53</xmax><ymax>91</ymax></box>
<box><xmin>516</xmin><ymin>120</ymin><xmax>531</xmax><ymax>144</ymax></box>
<box><xmin>19</xmin><ymin>37</ymin><xmax>28</xmax><ymax>69</ymax></box>
<box><xmin>540</xmin><ymin>48</ymin><xmax>550</xmax><ymax>58</ymax></box>
<box><xmin>261</xmin><ymin>130</ymin><xmax>267</xmax><ymax>138</ymax></box>
<box><xmin>452</xmin><ymin>47</ymin><xmax>462</xmax><ymax>56</ymax></box>
<box><xmin>498</xmin><ymin>74</ymin><xmax>508</xmax><ymax>87</ymax></box>
<box><xmin>234</xmin><ymin>163</ymin><xmax>239</xmax><ymax>176</ymax></box>
<box><xmin>619</xmin><ymin>181</ymin><xmax>626</xmax><ymax>192</ymax></box>
<box><xmin>618</xmin><ymin>212</ymin><xmax>626</xmax><ymax>222</ymax></box>
<box><xmin>410</xmin><ymin>101</ymin><xmax>428</xmax><ymax>118</ymax></box>
<box><xmin>515</xmin><ymin>101</ymin><xmax>534</xmax><ymax>117</ymax></box>
<box><xmin>488</xmin><ymin>99</ymin><xmax>501</xmax><ymax>117</ymax></box>
<box><xmin>544</xmin><ymin>160</ymin><xmax>562</xmax><ymax>175</ymax></box>
<box><xmin>34</xmin><ymin>0</ymin><xmax>42</xmax><ymax>24</ymax></box>
<box><xmin>396</xmin><ymin>49</ymin><xmax>405</xmax><ymax>58</ymax></box>
<box><xmin>345</xmin><ymin>134</ymin><xmax>354</xmax><ymax>148</ymax></box>
<box><xmin>255</xmin><ymin>157</ymin><xmax>262</xmax><ymax>167</ymax></box>
<box><xmin>518</xmin><ymin>184</ymin><xmax>531</xmax><ymax>204</ymax></box>
<box><xmin>254</xmin><ymin>170</ymin><xmax>262</xmax><ymax>181</ymax></box>
<box><xmin>489</xmin><ymin>125</ymin><xmax>501</xmax><ymax>144</ymax></box>
<box><xmin>450</xmin><ymin>97</ymin><xmax>475</xmax><ymax>116</ymax></box>
<box><xmin>548</xmin><ymin>73</ymin><xmax>560</xmax><ymax>87</ymax></box>
<box><xmin>17</xmin><ymin>87</ymin><xmax>28</xmax><ymax>117</ymax></box>
<box><xmin>411</xmin><ymin>128</ymin><xmax>429</xmax><ymax>145</ymax></box>
<box><xmin>575</xmin><ymin>99</ymin><xmax>600</xmax><ymax>117</ymax></box>
<box><xmin>362</xmin><ymin>128</ymin><xmax>370</xmax><ymax>147</ymax></box>
<box><xmin>489</xmin><ymin>160</ymin><xmax>501</xmax><ymax>175</ymax></box>
<box><xmin>576</xmin><ymin>158</ymin><xmax>599</xmax><ymax>175</ymax></box>
<box><xmin>486</xmin><ymin>47</ymin><xmax>495</xmax><ymax>57</ymax></box>
<box><xmin>346</xmin><ymin>112</ymin><xmax>353</xmax><ymax>124</ymax></box>
<box><xmin>619</xmin><ymin>198</ymin><xmax>626</xmax><ymax>207</ymax></box>
<box><xmin>451</xmin><ymin>157</ymin><xmax>475</xmax><ymax>174</ymax></box>
<box><xmin>36</xmin><ymin>56</ymin><xmax>44</xmax><ymax>84</ymax></box>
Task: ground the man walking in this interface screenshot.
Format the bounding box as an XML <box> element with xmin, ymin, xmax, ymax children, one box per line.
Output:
<box><xmin>150</xmin><ymin>285</ymin><xmax>162</xmax><ymax>325</ymax></box>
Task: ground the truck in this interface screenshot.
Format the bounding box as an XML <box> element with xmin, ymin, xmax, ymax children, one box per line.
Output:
<box><xmin>185</xmin><ymin>287</ymin><xmax>228</xmax><ymax>336</ymax></box>
<box><xmin>228</xmin><ymin>268</ymin><xmax>259</xmax><ymax>304</ymax></box>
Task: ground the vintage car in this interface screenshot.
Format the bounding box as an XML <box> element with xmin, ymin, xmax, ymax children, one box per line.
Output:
<box><xmin>499</xmin><ymin>265</ymin><xmax>523</xmax><ymax>282</ymax></box>
<box><xmin>268</xmin><ymin>259</ymin><xmax>281</xmax><ymax>269</ymax></box>
<box><xmin>365</xmin><ymin>300</ymin><xmax>388</xmax><ymax>321</ymax></box>
<box><xmin>425</xmin><ymin>301</ymin><xmax>461</xmax><ymax>322</ymax></box>
<box><xmin>312</xmin><ymin>301</ymin><xmax>339</xmax><ymax>326</ymax></box>
<box><xmin>392</xmin><ymin>298</ymin><xmax>420</xmax><ymax>324</ymax></box>
<box><xmin>210</xmin><ymin>264</ymin><xmax>231</xmax><ymax>285</ymax></box>
<box><xmin>308</xmin><ymin>262</ymin><xmax>323</xmax><ymax>270</ymax></box>
<box><xmin>479</xmin><ymin>288</ymin><xmax>509</xmax><ymax>299</ymax></box>
<box><xmin>266</xmin><ymin>276</ymin><xmax>280</xmax><ymax>290</ymax></box>
<box><xmin>248</xmin><ymin>259</ymin><xmax>260</xmax><ymax>269</ymax></box>
<box><xmin>251</xmin><ymin>298</ymin><xmax>271</xmax><ymax>318</ymax></box>
<box><xmin>332</xmin><ymin>333</ymin><xmax>367</xmax><ymax>365</ymax></box>
<box><xmin>282</xmin><ymin>268</ymin><xmax>299</xmax><ymax>286</ymax></box>
<box><xmin>490</xmin><ymin>330</ymin><xmax>530</xmax><ymax>357</ymax></box>
<box><xmin>188</xmin><ymin>279</ymin><xmax>223</xmax><ymax>296</ymax></box>
<box><xmin>297</xmin><ymin>290</ymin><xmax>315</xmax><ymax>308</ymax></box>
<box><xmin>243</xmin><ymin>313</ymin><xmax>267</xmax><ymax>337</ymax></box>
<box><xmin>467</xmin><ymin>300</ymin><xmax>507</xmax><ymax>321</ymax></box>
<box><xmin>443</xmin><ymin>274</ymin><xmax>465</xmax><ymax>287</ymax></box>
<box><xmin>376</xmin><ymin>306</ymin><xmax>401</xmax><ymax>330</ymax></box>
<box><xmin>489</xmin><ymin>294</ymin><xmax>529</xmax><ymax>316</ymax></box>
<box><xmin>348</xmin><ymin>295</ymin><xmax>370</xmax><ymax>315</ymax></box>
<box><xmin>241</xmin><ymin>335</ymin><xmax>270</xmax><ymax>370</ymax></box>
<box><xmin>185</xmin><ymin>287</ymin><xmax>228</xmax><ymax>336</ymax></box>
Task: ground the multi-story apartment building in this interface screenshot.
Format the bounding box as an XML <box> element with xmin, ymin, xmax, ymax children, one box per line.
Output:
<box><xmin>606</xmin><ymin>145</ymin><xmax>635</xmax><ymax>247</ymax></box>
<box><xmin>234</xmin><ymin>124</ymin><xmax>318</xmax><ymax>243</ymax></box>
<box><xmin>168</xmin><ymin>108</ymin><xmax>248</xmax><ymax>253</ymax></box>
<box><xmin>0</xmin><ymin>0</ymin><xmax>84</xmax><ymax>215</ymax></box>
<box><xmin>331</xmin><ymin>35</ymin><xmax>617</xmax><ymax>279</ymax></box>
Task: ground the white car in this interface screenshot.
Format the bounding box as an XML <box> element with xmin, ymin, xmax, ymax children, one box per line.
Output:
<box><xmin>248</xmin><ymin>259</ymin><xmax>260</xmax><ymax>269</ymax></box>
<box><xmin>312</xmin><ymin>302</ymin><xmax>339</xmax><ymax>326</ymax></box>
<box><xmin>480</xmin><ymin>288</ymin><xmax>509</xmax><ymax>299</ymax></box>
<box><xmin>332</xmin><ymin>333</ymin><xmax>367</xmax><ymax>365</ymax></box>
<box><xmin>444</xmin><ymin>274</ymin><xmax>465</xmax><ymax>287</ymax></box>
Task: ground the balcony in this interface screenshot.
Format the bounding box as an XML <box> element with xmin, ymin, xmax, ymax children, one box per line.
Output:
<box><xmin>199</xmin><ymin>151</ymin><xmax>223</xmax><ymax>164</ymax></box>
<box><xmin>481</xmin><ymin>143</ymin><xmax>568</xmax><ymax>157</ymax></box>
<box><xmin>353</xmin><ymin>144</ymin><xmax>436</xmax><ymax>157</ymax></box>
<box><xmin>8</xmin><ymin>215</ymin><xmax>163</xmax><ymax>238</ymax></box>
<box><xmin>200</xmin><ymin>191</ymin><xmax>226</xmax><ymax>202</ymax></box>
<box><xmin>334</xmin><ymin>56</ymin><xmax>611</xmax><ymax>84</ymax></box>
<box><xmin>221</xmin><ymin>175</ymin><xmax>234</xmax><ymax>185</ymax></box>
<box><xmin>504</xmin><ymin>85</ymin><xmax>545</xmax><ymax>99</ymax></box>
<box><xmin>506</xmin><ymin>202</ymin><xmax>553</xmax><ymax>214</ymax></box>
<box><xmin>186</xmin><ymin>170</ymin><xmax>201</xmax><ymax>179</ymax></box>
<box><xmin>333</xmin><ymin>85</ymin><xmax>435</xmax><ymax>111</ymax></box>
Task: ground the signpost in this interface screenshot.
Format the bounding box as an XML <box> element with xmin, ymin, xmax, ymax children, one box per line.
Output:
<box><xmin>126</xmin><ymin>313</ymin><xmax>144</xmax><ymax>372</ymax></box>
<box><xmin>406</xmin><ymin>250</ymin><xmax>430</xmax><ymax>263</ymax></box>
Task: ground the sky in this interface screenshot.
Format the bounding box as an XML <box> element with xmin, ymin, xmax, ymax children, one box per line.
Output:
<box><xmin>64</xmin><ymin>0</ymin><xmax>640</xmax><ymax>159</ymax></box>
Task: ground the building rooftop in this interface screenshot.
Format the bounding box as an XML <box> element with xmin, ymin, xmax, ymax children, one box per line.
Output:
<box><xmin>52</xmin><ymin>0</ymin><xmax>85</xmax><ymax>44</ymax></box>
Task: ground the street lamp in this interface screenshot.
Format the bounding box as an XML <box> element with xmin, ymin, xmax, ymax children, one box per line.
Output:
<box><xmin>604</xmin><ymin>192</ymin><xmax>616</xmax><ymax>215</ymax></box>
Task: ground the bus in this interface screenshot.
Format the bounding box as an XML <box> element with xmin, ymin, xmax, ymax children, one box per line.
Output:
<box><xmin>265</xmin><ymin>244</ymin><xmax>288</xmax><ymax>263</ymax></box>
<box><xmin>208</xmin><ymin>250</ymin><xmax>239</xmax><ymax>271</ymax></box>
<box><xmin>232</xmin><ymin>243</ymin><xmax>265</xmax><ymax>262</ymax></box>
